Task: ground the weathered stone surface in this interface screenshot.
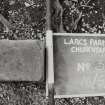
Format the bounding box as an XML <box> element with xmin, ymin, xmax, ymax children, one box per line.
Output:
<box><xmin>0</xmin><ymin>40</ymin><xmax>45</xmax><ymax>81</ymax></box>
<box><xmin>54</xmin><ymin>34</ymin><xmax>105</xmax><ymax>97</ymax></box>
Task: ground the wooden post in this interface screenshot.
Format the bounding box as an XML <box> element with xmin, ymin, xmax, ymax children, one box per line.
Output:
<box><xmin>46</xmin><ymin>0</ymin><xmax>51</xmax><ymax>30</ymax></box>
<box><xmin>46</xmin><ymin>30</ymin><xmax>54</xmax><ymax>105</ymax></box>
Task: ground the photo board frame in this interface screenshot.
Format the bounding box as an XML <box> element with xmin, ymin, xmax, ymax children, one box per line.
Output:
<box><xmin>0</xmin><ymin>40</ymin><xmax>45</xmax><ymax>81</ymax></box>
<box><xmin>46</xmin><ymin>31</ymin><xmax>105</xmax><ymax>99</ymax></box>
